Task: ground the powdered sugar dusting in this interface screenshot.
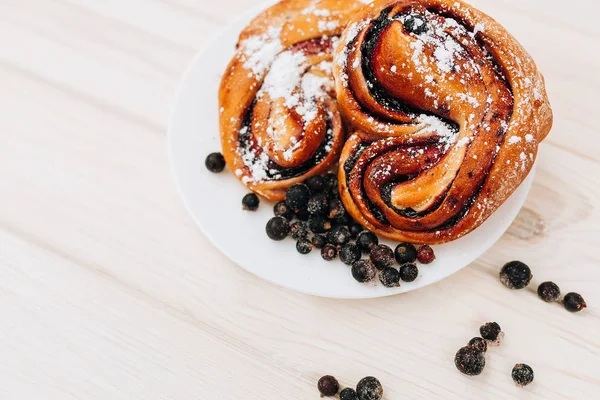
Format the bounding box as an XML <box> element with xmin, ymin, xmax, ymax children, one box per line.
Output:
<box><xmin>240</xmin><ymin>27</ymin><xmax>283</xmax><ymax>77</ymax></box>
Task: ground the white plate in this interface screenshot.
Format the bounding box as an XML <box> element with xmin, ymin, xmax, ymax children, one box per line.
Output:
<box><xmin>167</xmin><ymin>2</ymin><xmax>534</xmax><ymax>299</ymax></box>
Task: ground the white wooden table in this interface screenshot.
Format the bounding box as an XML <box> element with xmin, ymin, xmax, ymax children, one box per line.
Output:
<box><xmin>1</xmin><ymin>0</ymin><xmax>599</xmax><ymax>398</ymax></box>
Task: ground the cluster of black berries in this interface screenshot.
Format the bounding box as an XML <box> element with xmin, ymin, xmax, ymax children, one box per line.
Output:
<box><xmin>317</xmin><ymin>375</ymin><xmax>383</xmax><ymax>400</ymax></box>
<box><xmin>264</xmin><ymin>175</ymin><xmax>436</xmax><ymax>286</ymax></box>
<box><xmin>499</xmin><ymin>261</ymin><xmax>587</xmax><ymax>313</ymax></box>
<box><xmin>454</xmin><ymin>322</ymin><xmax>533</xmax><ymax>387</ymax></box>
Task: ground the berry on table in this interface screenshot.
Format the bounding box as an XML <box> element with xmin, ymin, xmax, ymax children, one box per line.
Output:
<box><xmin>321</xmin><ymin>244</ymin><xmax>338</xmax><ymax>261</ymax></box>
<box><xmin>356</xmin><ymin>231</ymin><xmax>379</xmax><ymax>254</ymax></box>
<box><xmin>370</xmin><ymin>244</ymin><xmax>395</xmax><ymax>269</ymax></box>
<box><xmin>332</xmin><ymin>212</ymin><xmax>353</xmax><ymax>227</ymax></box>
<box><xmin>340</xmin><ymin>387</ymin><xmax>358</xmax><ymax>400</ymax></box>
<box><xmin>351</xmin><ymin>260</ymin><xmax>376</xmax><ymax>283</ymax></box>
<box><xmin>349</xmin><ymin>223</ymin><xmax>365</xmax><ymax>239</ymax></box>
<box><xmin>467</xmin><ymin>337</ymin><xmax>487</xmax><ymax>353</ymax></box>
<box><xmin>379</xmin><ymin>267</ymin><xmax>400</xmax><ymax>288</ymax></box>
<box><xmin>537</xmin><ymin>281</ymin><xmax>560</xmax><ymax>302</ymax></box>
<box><xmin>417</xmin><ymin>245</ymin><xmax>436</xmax><ymax>264</ymax></box>
<box><xmin>499</xmin><ymin>261</ymin><xmax>532</xmax><ymax>289</ymax></box>
<box><xmin>290</xmin><ymin>221</ymin><xmax>308</xmax><ymax>240</ymax></box>
<box><xmin>327</xmin><ymin>226</ymin><xmax>351</xmax><ymax>246</ymax></box>
<box><xmin>399</xmin><ymin>263</ymin><xmax>418</xmax><ymax>282</ymax></box>
<box><xmin>265</xmin><ymin>217</ymin><xmax>290</xmax><ymax>241</ymax></box>
<box><xmin>317</xmin><ymin>375</ymin><xmax>339</xmax><ymax>397</ymax></box>
<box><xmin>307</xmin><ymin>192</ymin><xmax>330</xmax><ymax>216</ymax></box>
<box><xmin>312</xmin><ymin>234</ymin><xmax>327</xmax><ymax>249</ymax></box>
<box><xmin>394</xmin><ymin>242</ymin><xmax>417</xmax><ymax>264</ymax></box>
<box><xmin>511</xmin><ymin>364</ymin><xmax>534</xmax><ymax>387</ymax></box>
<box><xmin>309</xmin><ymin>215</ymin><xmax>331</xmax><ymax>233</ymax></box>
<box><xmin>241</xmin><ymin>193</ymin><xmax>259</xmax><ymax>211</ymax></box>
<box><xmin>403</xmin><ymin>14</ymin><xmax>427</xmax><ymax>34</ymax></box>
<box><xmin>205</xmin><ymin>152</ymin><xmax>226</xmax><ymax>172</ymax></box>
<box><xmin>479</xmin><ymin>322</ymin><xmax>503</xmax><ymax>344</ymax></box>
<box><xmin>285</xmin><ymin>183</ymin><xmax>311</xmax><ymax>211</ymax></box>
<box><xmin>305</xmin><ymin>175</ymin><xmax>324</xmax><ymax>193</ymax></box>
<box><xmin>454</xmin><ymin>346</ymin><xmax>485</xmax><ymax>376</ymax></box>
<box><xmin>323</xmin><ymin>173</ymin><xmax>338</xmax><ymax>191</ymax></box>
<box><xmin>356</xmin><ymin>376</ymin><xmax>383</xmax><ymax>400</ymax></box>
<box><xmin>340</xmin><ymin>243</ymin><xmax>361</xmax><ymax>265</ymax></box>
<box><xmin>563</xmin><ymin>292</ymin><xmax>587</xmax><ymax>312</ymax></box>
<box><xmin>273</xmin><ymin>201</ymin><xmax>294</xmax><ymax>220</ymax></box>
<box><xmin>296</xmin><ymin>239</ymin><xmax>313</xmax><ymax>254</ymax></box>
<box><xmin>295</xmin><ymin>208</ymin><xmax>310</xmax><ymax>221</ymax></box>
<box><xmin>328</xmin><ymin>198</ymin><xmax>346</xmax><ymax>219</ymax></box>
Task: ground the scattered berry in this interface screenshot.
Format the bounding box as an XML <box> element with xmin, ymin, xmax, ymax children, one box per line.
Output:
<box><xmin>417</xmin><ymin>245</ymin><xmax>435</xmax><ymax>264</ymax></box>
<box><xmin>356</xmin><ymin>376</ymin><xmax>383</xmax><ymax>400</ymax></box>
<box><xmin>305</xmin><ymin>175</ymin><xmax>324</xmax><ymax>193</ymax></box>
<box><xmin>309</xmin><ymin>215</ymin><xmax>331</xmax><ymax>233</ymax></box>
<box><xmin>563</xmin><ymin>292</ymin><xmax>587</xmax><ymax>312</ymax></box>
<box><xmin>273</xmin><ymin>201</ymin><xmax>294</xmax><ymax>220</ymax></box>
<box><xmin>351</xmin><ymin>260</ymin><xmax>376</xmax><ymax>283</ymax></box>
<box><xmin>511</xmin><ymin>364</ymin><xmax>534</xmax><ymax>387</ymax></box>
<box><xmin>356</xmin><ymin>231</ymin><xmax>379</xmax><ymax>254</ymax></box>
<box><xmin>394</xmin><ymin>243</ymin><xmax>417</xmax><ymax>265</ymax></box>
<box><xmin>321</xmin><ymin>244</ymin><xmax>338</xmax><ymax>261</ymax></box>
<box><xmin>205</xmin><ymin>152</ymin><xmax>225</xmax><ymax>172</ymax></box>
<box><xmin>241</xmin><ymin>193</ymin><xmax>259</xmax><ymax>211</ymax></box>
<box><xmin>454</xmin><ymin>346</ymin><xmax>485</xmax><ymax>376</ymax></box>
<box><xmin>537</xmin><ymin>281</ymin><xmax>560</xmax><ymax>303</ymax></box>
<box><xmin>340</xmin><ymin>387</ymin><xmax>358</xmax><ymax>400</ymax></box>
<box><xmin>499</xmin><ymin>261</ymin><xmax>532</xmax><ymax>289</ymax></box>
<box><xmin>327</xmin><ymin>226</ymin><xmax>351</xmax><ymax>246</ymax></box>
<box><xmin>323</xmin><ymin>173</ymin><xmax>338</xmax><ymax>191</ymax></box>
<box><xmin>332</xmin><ymin>212</ymin><xmax>353</xmax><ymax>227</ymax></box>
<box><xmin>317</xmin><ymin>375</ymin><xmax>339</xmax><ymax>397</ymax></box>
<box><xmin>349</xmin><ymin>223</ymin><xmax>365</xmax><ymax>239</ymax></box>
<box><xmin>467</xmin><ymin>337</ymin><xmax>487</xmax><ymax>353</ymax></box>
<box><xmin>312</xmin><ymin>234</ymin><xmax>327</xmax><ymax>249</ymax></box>
<box><xmin>295</xmin><ymin>208</ymin><xmax>310</xmax><ymax>221</ymax></box>
<box><xmin>403</xmin><ymin>14</ymin><xmax>427</xmax><ymax>34</ymax></box>
<box><xmin>340</xmin><ymin>243</ymin><xmax>361</xmax><ymax>265</ymax></box>
<box><xmin>265</xmin><ymin>217</ymin><xmax>290</xmax><ymax>241</ymax></box>
<box><xmin>399</xmin><ymin>263</ymin><xmax>418</xmax><ymax>282</ymax></box>
<box><xmin>370</xmin><ymin>245</ymin><xmax>395</xmax><ymax>269</ymax></box>
<box><xmin>296</xmin><ymin>239</ymin><xmax>313</xmax><ymax>254</ymax></box>
<box><xmin>379</xmin><ymin>267</ymin><xmax>400</xmax><ymax>288</ymax></box>
<box><xmin>285</xmin><ymin>184</ymin><xmax>311</xmax><ymax>211</ymax></box>
<box><xmin>328</xmin><ymin>198</ymin><xmax>346</xmax><ymax>219</ymax></box>
<box><xmin>290</xmin><ymin>221</ymin><xmax>308</xmax><ymax>240</ymax></box>
<box><xmin>479</xmin><ymin>322</ymin><xmax>502</xmax><ymax>343</ymax></box>
<box><xmin>307</xmin><ymin>192</ymin><xmax>330</xmax><ymax>216</ymax></box>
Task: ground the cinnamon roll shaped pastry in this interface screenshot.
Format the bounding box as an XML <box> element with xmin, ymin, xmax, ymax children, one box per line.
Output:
<box><xmin>219</xmin><ymin>0</ymin><xmax>364</xmax><ymax>200</ymax></box>
<box><xmin>334</xmin><ymin>0</ymin><xmax>552</xmax><ymax>244</ymax></box>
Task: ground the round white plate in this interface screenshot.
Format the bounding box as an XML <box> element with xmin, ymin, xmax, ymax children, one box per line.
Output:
<box><xmin>167</xmin><ymin>2</ymin><xmax>534</xmax><ymax>299</ymax></box>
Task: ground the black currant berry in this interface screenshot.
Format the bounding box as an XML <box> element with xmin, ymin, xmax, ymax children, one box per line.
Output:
<box><xmin>305</xmin><ymin>175</ymin><xmax>324</xmax><ymax>193</ymax></box>
<box><xmin>332</xmin><ymin>212</ymin><xmax>353</xmax><ymax>227</ymax></box>
<box><xmin>379</xmin><ymin>267</ymin><xmax>400</xmax><ymax>288</ymax></box>
<box><xmin>356</xmin><ymin>376</ymin><xmax>383</xmax><ymax>400</ymax></box>
<box><xmin>467</xmin><ymin>337</ymin><xmax>487</xmax><ymax>353</ymax></box>
<box><xmin>537</xmin><ymin>281</ymin><xmax>560</xmax><ymax>302</ymax></box>
<box><xmin>563</xmin><ymin>292</ymin><xmax>587</xmax><ymax>312</ymax></box>
<box><xmin>340</xmin><ymin>243</ymin><xmax>361</xmax><ymax>265</ymax></box>
<box><xmin>351</xmin><ymin>260</ymin><xmax>376</xmax><ymax>283</ymax></box>
<box><xmin>273</xmin><ymin>201</ymin><xmax>294</xmax><ymax>220</ymax></box>
<box><xmin>290</xmin><ymin>221</ymin><xmax>308</xmax><ymax>240</ymax></box>
<box><xmin>417</xmin><ymin>245</ymin><xmax>435</xmax><ymax>264</ymax></box>
<box><xmin>205</xmin><ymin>152</ymin><xmax>225</xmax><ymax>172</ymax></box>
<box><xmin>265</xmin><ymin>217</ymin><xmax>290</xmax><ymax>241</ymax></box>
<box><xmin>323</xmin><ymin>173</ymin><xmax>338</xmax><ymax>191</ymax></box>
<box><xmin>394</xmin><ymin>243</ymin><xmax>417</xmax><ymax>264</ymax></box>
<box><xmin>295</xmin><ymin>208</ymin><xmax>310</xmax><ymax>221</ymax></box>
<box><xmin>307</xmin><ymin>192</ymin><xmax>330</xmax><ymax>216</ymax></box>
<box><xmin>327</xmin><ymin>226</ymin><xmax>351</xmax><ymax>246</ymax></box>
<box><xmin>317</xmin><ymin>375</ymin><xmax>339</xmax><ymax>396</ymax></box>
<box><xmin>499</xmin><ymin>261</ymin><xmax>532</xmax><ymax>289</ymax></box>
<box><xmin>511</xmin><ymin>364</ymin><xmax>534</xmax><ymax>387</ymax></box>
<box><xmin>370</xmin><ymin>245</ymin><xmax>395</xmax><ymax>269</ymax></box>
<box><xmin>356</xmin><ymin>231</ymin><xmax>379</xmax><ymax>254</ymax></box>
<box><xmin>454</xmin><ymin>346</ymin><xmax>485</xmax><ymax>376</ymax></box>
<box><xmin>479</xmin><ymin>322</ymin><xmax>502</xmax><ymax>342</ymax></box>
<box><xmin>321</xmin><ymin>244</ymin><xmax>338</xmax><ymax>261</ymax></box>
<box><xmin>241</xmin><ymin>193</ymin><xmax>259</xmax><ymax>211</ymax></box>
<box><xmin>340</xmin><ymin>387</ymin><xmax>358</xmax><ymax>400</ymax></box>
<box><xmin>308</xmin><ymin>215</ymin><xmax>331</xmax><ymax>233</ymax></box>
<box><xmin>399</xmin><ymin>263</ymin><xmax>418</xmax><ymax>282</ymax></box>
<box><xmin>349</xmin><ymin>223</ymin><xmax>365</xmax><ymax>239</ymax></box>
<box><xmin>312</xmin><ymin>234</ymin><xmax>327</xmax><ymax>249</ymax></box>
<box><xmin>296</xmin><ymin>239</ymin><xmax>313</xmax><ymax>254</ymax></box>
<box><xmin>403</xmin><ymin>14</ymin><xmax>427</xmax><ymax>34</ymax></box>
<box><xmin>285</xmin><ymin>184</ymin><xmax>311</xmax><ymax>211</ymax></box>
<box><xmin>328</xmin><ymin>198</ymin><xmax>346</xmax><ymax>219</ymax></box>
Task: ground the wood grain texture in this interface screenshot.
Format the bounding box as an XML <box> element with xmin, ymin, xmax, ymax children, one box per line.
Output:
<box><xmin>0</xmin><ymin>0</ymin><xmax>599</xmax><ymax>398</ymax></box>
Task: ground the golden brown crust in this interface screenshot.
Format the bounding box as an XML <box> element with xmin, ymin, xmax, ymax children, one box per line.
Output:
<box><xmin>334</xmin><ymin>0</ymin><xmax>552</xmax><ymax>244</ymax></box>
<box><xmin>219</xmin><ymin>0</ymin><xmax>364</xmax><ymax>201</ymax></box>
